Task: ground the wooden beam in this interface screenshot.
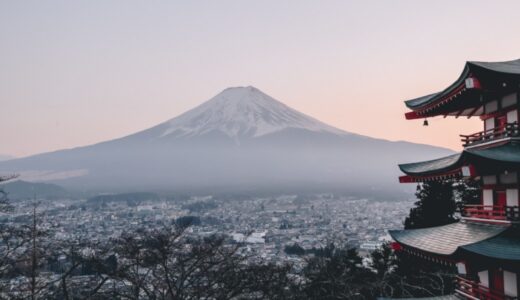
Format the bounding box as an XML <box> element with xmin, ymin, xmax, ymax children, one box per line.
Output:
<box><xmin>467</xmin><ymin>106</ymin><xmax>481</xmax><ymax>119</ymax></box>
<box><xmin>399</xmin><ymin>175</ymin><xmax>415</xmax><ymax>183</ymax></box>
<box><xmin>405</xmin><ymin>111</ymin><xmax>422</xmax><ymax>120</ymax></box>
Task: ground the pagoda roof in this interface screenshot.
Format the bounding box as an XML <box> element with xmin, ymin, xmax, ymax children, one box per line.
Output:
<box><xmin>404</xmin><ymin>58</ymin><xmax>520</xmax><ymax>119</ymax></box>
<box><xmin>460</xmin><ymin>227</ymin><xmax>520</xmax><ymax>261</ymax></box>
<box><xmin>469</xmin><ymin>59</ymin><xmax>520</xmax><ymax>75</ymax></box>
<box><xmin>389</xmin><ymin>221</ymin><xmax>507</xmax><ymax>256</ymax></box>
<box><xmin>399</xmin><ymin>141</ymin><xmax>520</xmax><ymax>180</ymax></box>
<box><xmin>399</xmin><ymin>153</ymin><xmax>462</xmax><ymax>177</ymax></box>
<box><xmin>377</xmin><ymin>296</ymin><xmax>459</xmax><ymax>300</ymax></box>
<box><xmin>466</xmin><ymin>140</ymin><xmax>520</xmax><ymax>163</ymax></box>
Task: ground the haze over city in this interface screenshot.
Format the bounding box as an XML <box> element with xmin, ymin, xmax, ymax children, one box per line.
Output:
<box><xmin>3</xmin><ymin>1</ymin><xmax>520</xmax><ymax>158</ymax></box>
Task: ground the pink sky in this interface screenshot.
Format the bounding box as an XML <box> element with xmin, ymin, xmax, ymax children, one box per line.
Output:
<box><xmin>1</xmin><ymin>1</ymin><xmax>519</xmax><ymax>157</ymax></box>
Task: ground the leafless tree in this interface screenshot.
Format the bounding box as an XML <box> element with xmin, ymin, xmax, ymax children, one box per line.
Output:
<box><xmin>105</xmin><ymin>225</ymin><xmax>294</xmax><ymax>300</ymax></box>
<box><xmin>0</xmin><ymin>174</ymin><xmax>29</xmax><ymax>299</ymax></box>
<box><xmin>47</xmin><ymin>239</ymin><xmax>114</xmax><ymax>300</ymax></box>
<box><xmin>6</xmin><ymin>203</ymin><xmax>53</xmax><ymax>300</ymax></box>
<box><xmin>0</xmin><ymin>174</ymin><xmax>18</xmax><ymax>213</ymax></box>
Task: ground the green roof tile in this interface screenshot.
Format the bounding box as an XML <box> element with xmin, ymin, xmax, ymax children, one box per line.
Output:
<box><xmin>460</xmin><ymin>228</ymin><xmax>520</xmax><ymax>261</ymax></box>
<box><xmin>399</xmin><ymin>141</ymin><xmax>520</xmax><ymax>177</ymax></box>
<box><xmin>405</xmin><ymin>59</ymin><xmax>520</xmax><ymax>110</ymax></box>
<box><xmin>389</xmin><ymin>222</ymin><xmax>507</xmax><ymax>256</ymax></box>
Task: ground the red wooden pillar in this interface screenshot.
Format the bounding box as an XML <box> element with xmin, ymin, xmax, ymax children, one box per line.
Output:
<box><xmin>497</xmin><ymin>115</ymin><xmax>508</xmax><ymax>131</ymax></box>
<box><xmin>496</xmin><ymin>190</ymin><xmax>507</xmax><ymax>207</ymax></box>
<box><xmin>491</xmin><ymin>268</ymin><xmax>504</xmax><ymax>295</ymax></box>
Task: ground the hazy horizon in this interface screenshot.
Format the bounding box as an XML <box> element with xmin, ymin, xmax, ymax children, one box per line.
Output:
<box><xmin>4</xmin><ymin>85</ymin><xmax>457</xmax><ymax>159</ymax></box>
<box><xmin>2</xmin><ymin>1</ymin><xmax>520</xmax><ymax>157</ymax></box>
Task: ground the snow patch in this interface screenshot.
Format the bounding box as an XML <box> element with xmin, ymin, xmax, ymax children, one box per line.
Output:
<box><xmin>159</xmin><ymin>86</ymin><xmax>350</xmax><ymax>139</ymax></box>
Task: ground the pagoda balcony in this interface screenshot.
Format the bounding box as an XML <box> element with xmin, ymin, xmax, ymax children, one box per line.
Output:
<box><xmin>460</xmin><ymin>122</ymin><xmax>520</xmax><ymax>147</ymax></box>
<box><xmin>456</xmin><ymin>275</ymin><xmax>517</xmax><ymax>300</ymax></box>
<box><xmin>462</xmin><ymin>205</ymin><xmax>520</xmax><ymax>222</ymax></box>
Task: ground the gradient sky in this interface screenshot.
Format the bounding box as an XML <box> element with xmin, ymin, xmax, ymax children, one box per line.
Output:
<box><xmin>2</xmin><ymin>1</ymin><xmax>520</xmax><ymax>157</ymax></box>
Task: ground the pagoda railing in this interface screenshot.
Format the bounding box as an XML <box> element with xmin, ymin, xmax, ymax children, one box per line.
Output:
<box><xmin>506</xmin><ymin>206</ymin><xmax>520</xmax><ymax>221</ymax></box>
<box><xmin>456</xmin><ymin>275</ymin><xmax>517</xmax><ymax>300</ymax></box>
<box><xmin>462</xmin><ymin>205</ymin><xmax>520</xmax><ymax>222</ymax></box>
<box><xmin>460</xmin><ymin>122</ymin><xmax>520</xmax><ymax>147</ymax></box>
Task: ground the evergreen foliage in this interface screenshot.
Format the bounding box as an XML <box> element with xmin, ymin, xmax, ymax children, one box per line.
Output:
<box><xmin>404</xmin><ymin>181</ymin><xmax>458</xmax><ymax>229</ymax></box>
<box><xmin>369</xmin><ymin>243</ymin><xmax>455</xmax><ymax>298</ymax></box>
<box><xmin>284</xmin><ymin>242</ymin><xmax>305</xmax><ymax>255</ymax></box>
<box><xmin>454</xmin><ymin>178</ymin><xmax>481</xmax><ymax>206</ymax></box>
<box><xmin>302</xmin><ymin>247</ymin><xmax>375</xmax><ymax>299</ymax></box>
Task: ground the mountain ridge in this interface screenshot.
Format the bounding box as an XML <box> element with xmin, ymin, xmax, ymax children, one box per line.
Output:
<box><xmin>0</xmin><ymin>86</ymin><xmax>454</xmax><ymax>196</ymax></box>
<box><xmin>128</xmin><ymin>86</ymin><xmax>350</xmax><ymax>142</ymax></box>
<box><xmin>0</xmin><ymin>155</ymin><xmax>14</xmax><ymax>162</ymax></box>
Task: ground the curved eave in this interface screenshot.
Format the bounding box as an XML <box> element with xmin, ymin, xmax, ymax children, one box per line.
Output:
<box><xmin>377</xmin><ymin>296</ymin><xmax>459</xmax><ymax>300</ymax></box>
<box><xmin>464</xmin><ymin>141</ymin><xmax>520</xmax><ymax>175</ymax></box>
<box><xmin>389</xmin><ymin>222</ymin><xmax>507</xmax><ymax>256</ymax></box>
<box><xmin>404</xmin><ymin>58</ymin><xmax>520</xmax><ymax>119</ymax></box>
<box><xmin>405</xmin><ymin>65</ymin><xmax>470</xmax><ymax>110</ymax></box>
<box><xmin>465</xmin><ymin>141</ymin><xmax>520</xmax><ymax>163</ymax></box>
<box><xmin>459</xmin><ymin>228</ymin><xmax>520</xmax><ymax>261</ymax></box>
<box><xmin>469</xmin><ymin>59</ymin><xmax>520</xmax><ymax>76</ymax></box>
<box><xmin>399</xmin><ymin>141</ymin><xmax>520</xmax><ymax>181</ymax></box>
<box><xmin>398</xmin><ymin>153</ymin><xmax>463</xmax><ymax>178</ymax></box>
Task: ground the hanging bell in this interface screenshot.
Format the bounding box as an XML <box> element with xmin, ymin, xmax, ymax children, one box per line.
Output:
<box><xmin>423</xmin><ymin>119</ymin><xmax>429</xmax><ymax>126</ymax></box>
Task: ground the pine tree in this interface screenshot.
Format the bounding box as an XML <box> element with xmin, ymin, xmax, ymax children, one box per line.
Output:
<box><xmin>455</xmin><ymin>178</ymin><xmax>481</xmax><ymax>204</ymax></box>
<box><xmin>404</xmin><ymin>181</ymin><xmax>457</xmax><ymax>229</ymax></box>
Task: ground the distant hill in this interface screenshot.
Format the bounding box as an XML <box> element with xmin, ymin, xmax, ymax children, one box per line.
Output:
<box><xmin>0</xmin><ymin>155</ymin><xmax>14</xmax><ymax>162</ymax></box>
<box><xmin>0</xmin><ymin>86</ymin><xmax>454</xmax><ymax>198</ymax></box>
<box><xmin>0</xmin><ymin>180</ymin><xmax>69</xmax><ymax>200</ymax></box>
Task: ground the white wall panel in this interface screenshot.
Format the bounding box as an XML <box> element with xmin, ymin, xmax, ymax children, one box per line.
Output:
<box><xmin>483</xmin><ymin>189</ymin><xmax>493</xmax><ymax>208</ymax></box>
<box><xmin>478</xmin><ymin>270</ymin><xmax>489</xmax><ymax>288</ymax></box>
<box><xmin>504</xmin><ymin>271</ymin><xmax>518</xmax><ymax>297</ymax></box>
<box><xmin>507</xmin><ymin>189</ymin><xmax>519</xmax><ymax>207</ymax></box>
<box><xmin>502</xmin><ymin>93</ymin><xmax>518</xmax><ymax>108</ymax></box>
<box><xmin>485</xmin><ymin>118</ymin><xmax>495</xmax><ymax>131</ymax></box>
<box><xmin>483</xmin><ymin>175</ymin><xmax>497</xmax><ymax>185</ymax></box>
<box><xmin>507</xmin><ymin>109</ymin><xmax>518</xmax><ymax>123</ymax></box>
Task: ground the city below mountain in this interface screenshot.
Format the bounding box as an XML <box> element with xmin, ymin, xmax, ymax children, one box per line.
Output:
<box><xmin>0</xmin><ymin>86</ymin><xmax>452</xmax><ymax>197</ymax></box>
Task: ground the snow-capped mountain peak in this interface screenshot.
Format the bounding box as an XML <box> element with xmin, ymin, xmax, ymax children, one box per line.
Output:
<box><xmin>159</xmin><ymin>86</ymin><xmax>349</xmax><ymax>139</ymax></box>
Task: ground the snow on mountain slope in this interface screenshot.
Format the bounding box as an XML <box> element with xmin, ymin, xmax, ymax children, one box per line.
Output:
<box><xmin>0</xmin><ymin>86</ymin><xmax>455</xmax><ymax>194</ymax></box>
<box><xmin>158</xmin><ymin>86</ymin><xmax>349</xmax><ymax>139</ymax></box>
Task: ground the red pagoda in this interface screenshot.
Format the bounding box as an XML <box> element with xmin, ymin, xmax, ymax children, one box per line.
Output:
<box><xmin>390</xmin><ymin>59</ymin><xmax>520</xmax><ymax>300</ymax></box>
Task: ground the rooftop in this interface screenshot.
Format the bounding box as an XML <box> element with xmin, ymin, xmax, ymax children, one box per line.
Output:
<box><xmin>404</xmin><ymin>58</ymin><xmax>520</xmax><ymax>119</ymax></box>
<box><xmin>389</xmin><ymin>221</ymin><xmax>507</xmax><ymax>256</ymax></box>
<box><xmin>399</xmin><ymin>141</ymin><xmax>520</xmax><ymax>180</ymax></box>
<box><xmin>460</xmin><ymin>227</ymin><xmax>520</xmax><ymax>261</ymax></box>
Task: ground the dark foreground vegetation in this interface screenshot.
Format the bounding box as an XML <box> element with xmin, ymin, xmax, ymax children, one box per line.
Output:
<box><xmin>0</xmin><ymin>176</ymin><xmax>473</xmax><ymax>299</ymax></box>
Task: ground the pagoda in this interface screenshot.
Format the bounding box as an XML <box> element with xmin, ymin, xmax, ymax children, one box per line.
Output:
<box><xmin>390</xmin><ymin>59</ymin><xmax>520</xmax><ymax>300</ymax></box>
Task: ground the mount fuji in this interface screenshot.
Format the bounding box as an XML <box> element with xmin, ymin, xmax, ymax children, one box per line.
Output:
<box><xmin>0</xmin><ymin>86</ymin><xmax>453</xmax><ymax>196</ymax></box>
<box><xmin>127</xmin><ymin>86</ymin><xmax>348</xmax><ymax>142</ymax></box>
